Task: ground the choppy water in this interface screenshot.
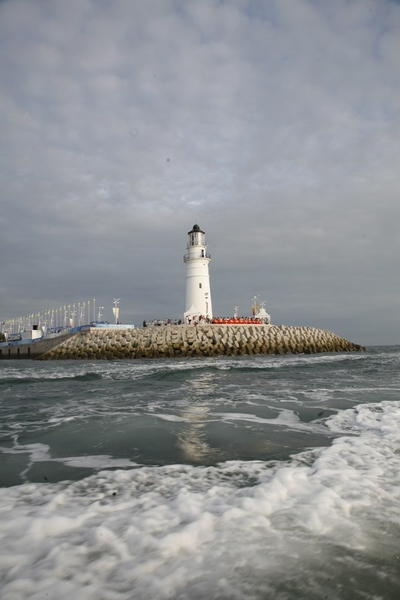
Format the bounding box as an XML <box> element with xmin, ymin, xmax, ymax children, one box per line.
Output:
<box><xmin>1</xmin><ymin>347</ymin><xmax>400</xmax><ymax>599</ymax></box>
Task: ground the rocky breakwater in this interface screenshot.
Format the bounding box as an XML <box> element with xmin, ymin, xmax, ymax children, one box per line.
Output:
<box><xmin>37</xmin><ymin>324</ymin><xmax>365</xmax><ymax>360</ymax></box>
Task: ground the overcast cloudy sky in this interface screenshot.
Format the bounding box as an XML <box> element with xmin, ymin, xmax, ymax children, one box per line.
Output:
<box><xmin>1</xmin><ymin>0</ymin><xmax>399</xmax><ymax>345</ymax></box>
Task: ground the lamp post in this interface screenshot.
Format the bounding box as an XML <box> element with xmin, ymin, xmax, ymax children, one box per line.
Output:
<box><xmin>252</xmin><ymin>295</ymin><xmax>259</xmax><ymax>316</ymax></box>
<box><xmin>112</xmin><ymin>298</ymin><xmax>120</xmax><ymax>324</ymax></box>
<box><xmin>79</xmin><ymin>303</ymin><xmax>85</xmax><ymax>326</ymax></box>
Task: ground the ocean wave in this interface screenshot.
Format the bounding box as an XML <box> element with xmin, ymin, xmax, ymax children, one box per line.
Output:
<box><xmin>0</xmin><ymin>372</ymin><xmax>103</xmax><ymax>386</ymax></box>
<box><xmin>1</xmin><ymin>400</ymin><xmax>400</xmax><ymax>599</ymax></box>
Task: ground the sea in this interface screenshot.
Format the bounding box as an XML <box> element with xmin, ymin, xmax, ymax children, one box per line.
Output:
<box><xmin>0</xmin><ymin>347</ymin><xmax>399</xmax><ymax>600</ymax></box>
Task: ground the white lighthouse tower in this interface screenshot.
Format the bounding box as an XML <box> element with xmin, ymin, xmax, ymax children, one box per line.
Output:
<box><xmin>183</xmin><ymin>224</ymin><xmax>213</xmax><ymax>322</ymax></box>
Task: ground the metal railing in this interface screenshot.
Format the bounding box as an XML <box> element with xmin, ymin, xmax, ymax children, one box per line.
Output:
<box><xmin>183</xmin><ymin>252</ymin><xmax>211</xmax><ymax>261</ymax></box>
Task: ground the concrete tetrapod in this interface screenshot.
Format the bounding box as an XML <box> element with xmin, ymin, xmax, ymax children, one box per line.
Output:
<box><xmin>35</xmin><ymin>325</ymin><xmax>365</xmax><ymax>360</ymax></box>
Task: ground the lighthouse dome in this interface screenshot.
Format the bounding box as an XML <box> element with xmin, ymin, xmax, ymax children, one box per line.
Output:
<box><xmin>188</xmin><ymin>224</ymin><xmax>204</xmax><ymax>235</ymax></box>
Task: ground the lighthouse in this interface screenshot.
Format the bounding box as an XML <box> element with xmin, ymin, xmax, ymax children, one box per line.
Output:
<box><xmin>183</xmin><ymin>224</ymin><xmax>213</xmax><ymax>322</ymax></box>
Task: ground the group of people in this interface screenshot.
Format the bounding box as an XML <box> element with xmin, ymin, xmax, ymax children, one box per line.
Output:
<box><xmin>210</xmin><ymin>317</ymin><xmax>264</xmax><ymax>325</ymax></box>
<box><xmin>185</xmin><ymin>315</ymin><xmax>265</xmax><ymax>325</ymax></box>
<box><xmin>141</xmin><ymin>316</ymin><xmax>266</xmax><ymax>328</ymax></box>
<box><xmin>184</xmin><ymin>315</ymin><xmax>212</xmax><ymax>325</ymax></box>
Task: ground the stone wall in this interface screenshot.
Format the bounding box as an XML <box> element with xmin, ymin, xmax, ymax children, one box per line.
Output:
<box><xmin>37</xmin><ymin>325</ymin><xmax>365</xmax><ymax>360</ymax></box>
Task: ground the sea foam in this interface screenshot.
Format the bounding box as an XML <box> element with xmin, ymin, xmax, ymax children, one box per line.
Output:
<box><xmin>1</xmin><ymin>401</ymin><xmax>400</xmax><ymax>599</ymax></box>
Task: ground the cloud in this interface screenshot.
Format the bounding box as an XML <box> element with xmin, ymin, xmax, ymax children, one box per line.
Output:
<box><xmin>0</xmin><ymin>0</ymin><xmax>399</xmax><ymax>345</ymax></box>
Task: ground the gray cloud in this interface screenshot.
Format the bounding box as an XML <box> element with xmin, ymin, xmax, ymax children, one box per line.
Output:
<box><xmin>1</xmin><ymin>0</ymin><xmax>399</xmax><ymax>345</ymax></box>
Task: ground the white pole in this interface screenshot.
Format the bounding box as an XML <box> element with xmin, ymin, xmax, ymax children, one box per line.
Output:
<box><xmin>113</xmin><ymin>298</ymin><xmax>120</xmax><ymax>324</ymax></box>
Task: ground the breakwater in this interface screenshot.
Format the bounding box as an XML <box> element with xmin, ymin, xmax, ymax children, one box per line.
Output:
<box><xmin>35</xmin><ymin>325</ymin><xmax>364</xmax><ymax>360</ymax></box>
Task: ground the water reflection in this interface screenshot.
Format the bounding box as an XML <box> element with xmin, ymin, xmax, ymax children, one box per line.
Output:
<box><xmin>176</xmin><ymin>372</ymin><xmax>218</xmax><ymax>463</ymax></box>
<box><xmin>176</xmin><ymin>406</ymin><xmax>216</xmax><ymax>463</ymax></box>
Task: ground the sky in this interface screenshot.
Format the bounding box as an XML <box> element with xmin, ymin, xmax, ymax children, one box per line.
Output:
<box><xmin>1</xmin><ymin>0</ymin><xmax>399</xmax><ymax>346</ymax></box>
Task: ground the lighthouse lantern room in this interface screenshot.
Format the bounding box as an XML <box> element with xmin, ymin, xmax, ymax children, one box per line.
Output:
<box><xmin>183</xmin><ymin>224</ymin><xmax>213</xmax><ymax>322</ymax></box>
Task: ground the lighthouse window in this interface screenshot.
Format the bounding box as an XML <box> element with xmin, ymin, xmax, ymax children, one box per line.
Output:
<box><xmin>199</xmin><ymin>283</ymin><xmax>202</xmax><ymax>288</ymax></box>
